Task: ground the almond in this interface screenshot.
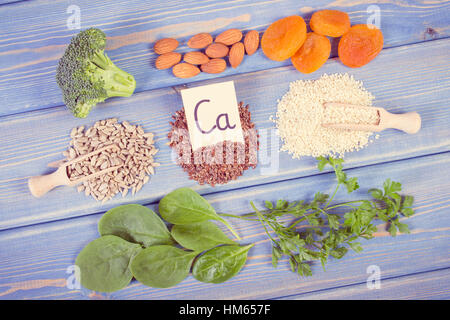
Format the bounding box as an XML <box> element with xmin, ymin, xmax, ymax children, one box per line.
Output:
<box><xmin>244</xmin><ymin>30</ymin><xmax>259</xmax><ymax>55</ymax></box>
<box><xmin>228</xmin><ymin>42</ymin><xmax>244</xmax><ymax>68</ymax></box>
<box><xmin>154</xmin><ymin>38</ymin><xmax>178</xmax><ymax>55</ymax></box>
<box><xmin>184</xmin><ymin>51</ymin><xmax>210</xmax><ymax>65</ymax></box>
<box><xmin>172</xmin><ymin>63</ymin><xmax>200</xmax><ymax>78</ymax></box>
<box><xmin>200</xmin><ymin>58</ymin><xmax>227</xmax><ymax>74</ymax></box>
<box><xmin>187</xmin><ymin>33</ymin><xmax>213</xmax><ymax>49</ymax></box>
<box><xmin>155</xmin><ymin>52</ymin><xmax>182</xmax><ymax>70</ymax></box>
<box><xmin>215</xmin><ymin>29</ymin><xmax>243</xmax><ymax>46</ymax></box>
<box><xmin>205</xmin><ymin>43</ymin><xmax>229</xmax><ymax>58</ymax></box>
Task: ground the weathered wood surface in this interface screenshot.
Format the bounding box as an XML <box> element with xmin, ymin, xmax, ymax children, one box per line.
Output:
<box><xmin>0</xmin><ymin>39</ymin><xmax>448</xmax><ymax>231</ymax></box>
<box><xmin>0</xmin><ymin>152</ymin><xmax>448</xmax><ymax>299</ymax></box>
<box><xmin>0</xmin><ymin>1</ymin><xmax>23</xmax><ymax>5</ymax></box>
<box><xmin>0</xmin><ymin>0</ymin><xmax>449</xmax><ymax>300</ymax></box>
<box><xmin>0</xmin><ymin>0</ymin><xmax>448</xmax><ymax>116</ymax></box>
<box><xmin>278</xmin><ymin>268</ymin><xmax>450</xmax><ymax>300</ymax></box>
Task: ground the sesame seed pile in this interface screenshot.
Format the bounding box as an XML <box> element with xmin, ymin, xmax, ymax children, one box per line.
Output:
<box><xmin>323</xmin><ymin>104</ymin><xmax>379</xmax><ymax>125</ymax></box>
<box><xmin>273</xmin><ymin>73</ymin><xmax>378</xmax><ymax>159</ymax></box>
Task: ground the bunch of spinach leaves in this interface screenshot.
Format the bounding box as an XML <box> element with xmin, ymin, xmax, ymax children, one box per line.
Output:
<box><xmin>75</xmin><ymin>189</ymin><xmax>252</xmax><ymax>292</ymax></box>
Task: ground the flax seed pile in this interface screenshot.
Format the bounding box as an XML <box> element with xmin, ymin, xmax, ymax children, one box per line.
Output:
<box><xmin>64</xmin><ymin>118</ymin><xmax>159</xmax><ymax>202</ymax></box>
<box><xmin>273</xmin><ymin>73</ymin><xmax>379</xmax><ymax>159</ymax></box>
<box><xmin>168</xmin><ymin>102</ymin><xmax>259</xmax><ymax>186</ymax></box>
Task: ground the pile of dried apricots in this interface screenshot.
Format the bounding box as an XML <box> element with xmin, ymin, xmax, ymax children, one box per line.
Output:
<box><xmin>261</xmin><ymin>10</ymin><xmax>384</xmax><ymax>73</ymax></box>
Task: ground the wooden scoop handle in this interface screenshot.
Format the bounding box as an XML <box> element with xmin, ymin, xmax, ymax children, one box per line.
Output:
<box><xmin>382</xmin><ymin>111</ymin><xmax>421</xmax><ymax>134</ymax></box>
<box><xmin>28</xmin><ymin>166</ymin><xmax>69</xmax><ymax>198</ymax></box>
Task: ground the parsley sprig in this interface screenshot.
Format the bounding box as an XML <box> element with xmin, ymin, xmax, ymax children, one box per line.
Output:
<box><xmin>223</xmin><ymin>157</ymin><xmax>415</xmax><ymax>276</ymax></box>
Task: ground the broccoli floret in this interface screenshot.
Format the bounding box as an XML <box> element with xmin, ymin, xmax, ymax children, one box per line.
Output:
<box><xmin>56</xmin><ymin>28</ymin><xmax>136</xmax><ymax>118</ymax></box>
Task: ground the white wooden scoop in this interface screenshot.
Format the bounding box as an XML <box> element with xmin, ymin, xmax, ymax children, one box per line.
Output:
<box><xmin>28</xmin><ymin>144</ymin><xmax>121</xmax><ymax>198</ymax></box>
<box><xmin>321</xmin><ymin>102</ymin><xmax>421</xmax><ymax>134</ymax></box>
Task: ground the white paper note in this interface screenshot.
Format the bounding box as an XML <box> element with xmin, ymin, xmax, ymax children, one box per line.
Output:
<box><xmin>180</xmin><ymin>81</ymin><xmax>244</xmax><ymax>151</ymax></box>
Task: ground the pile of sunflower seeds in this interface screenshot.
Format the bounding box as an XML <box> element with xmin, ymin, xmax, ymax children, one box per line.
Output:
<box><xmin>64</xmin><ymin>118</ymin><xmax>159</xmax><ymax>202</ymax></box>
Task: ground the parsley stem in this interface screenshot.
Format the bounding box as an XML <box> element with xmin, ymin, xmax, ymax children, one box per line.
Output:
<box><xmin>250</xmin><ymin>202</ymin><xmax>277</xmax><ymax>243</ymax></box>
<box><xmin>326</xmin><ymin>200</ymin><xmax>366</xmax><ymax>210</ymax></box>
<box><xmin>219</xmin><ymin>217</ymin><xmax>242</xmax><ymax>241</ymax></box>
<box><xmin>218</xmin><ymin>213</ymin><xmax>260</xmax><ymax>222</ymax></box>
<box><xmin>324</xmin><ymin>184</ymin><xmax>340</xmax><ymax>209</ymax></box>
<box><xmin>286</xmin><ymin>216</ymin><xmax>308</xmax><ymax>230</ymax></box>
<box><xmin>316</xmin><ymin>207</ymin><xmax>329</xmax><ymax>216</ymax></box>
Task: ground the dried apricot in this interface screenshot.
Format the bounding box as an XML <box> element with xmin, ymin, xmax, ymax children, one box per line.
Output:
<box><xmin>261</xmin><ymin>15</ymin><xmax>307</xmax><ymax>61</ymax></box>
<box><xmin>310</xmin><ymin>10</ymin><xmax>350</xmax><ymax>37</ymax></box>
<box><xmin>338</xmin><ymin>24</ymin><xmax>383</xmax><ymax>68</ymax></box>
<box><xmin>291</xmin><ymin>32</ymin><xmax>331</xmax><ymax>74</ymax></box>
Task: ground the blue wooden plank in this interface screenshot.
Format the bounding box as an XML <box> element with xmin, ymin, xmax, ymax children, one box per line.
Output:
<box><xmin>0</xmin><ymin>1</ymin><xmax>24</xmax><ymax>5</ymax></box>
<box><xmin>0</xmin><ymin>152</ymin><xmax>448</xmax><ymax>299</ymax></box>
<box><xmin>0</xmin><ymin>38</ymin><xmax>448</xmax><ymax>231</ymax></box>
<box><xmin>276</xmin><ymin>268</ymin><xmax>450</xmax><ymax>300</ymax></box>
<box><xmin>0</xmin><ymin>0</ymin><xmax>448</xmax><ymax>116</ymax></box>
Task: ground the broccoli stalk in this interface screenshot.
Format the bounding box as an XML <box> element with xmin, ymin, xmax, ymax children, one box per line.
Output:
<box><xmin>56</xmin><ymin>28</ymin><xmax>136</xmax><ymax>118</ymax></box>
<box><xmin>88</xmin><ymin>51</ymin><xmax>136</xmax><ymax>97</ymax></box>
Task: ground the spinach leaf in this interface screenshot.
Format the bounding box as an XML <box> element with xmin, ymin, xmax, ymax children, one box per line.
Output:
<box><xmin>193</xmin><ymin>244</ymin><xmax>253</xmax><ymax>284</ymax></box>
<box><xmin>98</xmin><ymin>204</ymin><xmax>173</xmax><ymax>247</ymax></box>
<box><xmin>171</xmin><ymin>221</ymin><xmax>236</xmax><ymax>252</ymax></box>
<box><xmin>130</xmin><ymin>245</ymin><xmax>198</xmax><ymax>288</ymax></box>
<box><xmin>159</xmin><ymin>188</ymin><xmax>240</xmax><ymax>239</ymax></box>
<box><xmin>75</xmin><ymin>235</ymin><xmax>142</xmax><ymax>292</ymax></box>
<box><xmin>159</xmin><ymin>188</ymin><xmax>218</xmax><ymax>224</ymax></box>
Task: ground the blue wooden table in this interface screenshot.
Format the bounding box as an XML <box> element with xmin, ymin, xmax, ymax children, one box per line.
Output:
<box><xmin>0</xmin><ymin>0</ymin><xmax>449</xmax><ymax>300</ymax></box>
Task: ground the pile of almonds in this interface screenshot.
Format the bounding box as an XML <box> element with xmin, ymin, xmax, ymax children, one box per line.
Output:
<box><xmin>154</xmin><ymin>28</ymin><xmax>260</xmax><ymax>78</ymax></box>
